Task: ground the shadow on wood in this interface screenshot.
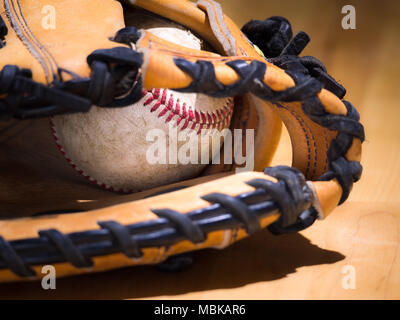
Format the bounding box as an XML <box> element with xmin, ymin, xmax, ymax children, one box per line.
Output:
<box><xmin>0</xmin><ymin>229</ymin><xmax>344</xmax><ymax>299</ymax></box>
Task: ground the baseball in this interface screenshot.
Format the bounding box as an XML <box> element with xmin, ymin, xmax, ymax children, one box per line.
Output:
<box><xmin>50</xmin><ymin>10</ymin><xmax>234</xmax><ymax>193</ymax></box>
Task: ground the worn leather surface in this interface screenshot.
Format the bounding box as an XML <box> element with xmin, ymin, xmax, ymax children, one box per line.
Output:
<box><xmin>0</xmin><ymin>0</ymin><xmax>124</xmax><ymax>83</ymax></box>
<box><xmin>0</xmin><ymin>0</ymin><xmax>362</xmax><ymax>282</ymax></box>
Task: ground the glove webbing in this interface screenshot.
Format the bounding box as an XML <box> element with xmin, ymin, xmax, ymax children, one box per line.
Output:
<box><xmin>243</xmin><ymin>17</ymin><xmax>365</xmax><ymax>204</ymax></box>
<box><xmin>173</xmin><ymin>18</ymin><xmax>364</xmax><ymax>204</ymax></box>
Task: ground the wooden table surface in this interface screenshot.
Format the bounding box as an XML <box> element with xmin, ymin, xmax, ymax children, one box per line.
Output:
<box><xmin>0</xmin><ymin>0</ymin><xmax>399</xmax><ymax>299</ymax></box>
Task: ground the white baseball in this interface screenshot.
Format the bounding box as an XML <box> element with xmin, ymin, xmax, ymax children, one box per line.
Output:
<box><xmin>50</xmin><ymin>15</ymin><xmax>234</xmax><ymax>193</ymax></box>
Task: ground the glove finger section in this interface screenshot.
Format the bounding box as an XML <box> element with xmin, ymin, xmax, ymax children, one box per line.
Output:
<box><xmin>0</xmin><ymin>172</ymin><xmax>281</xmax><ymax>283</ymax></box>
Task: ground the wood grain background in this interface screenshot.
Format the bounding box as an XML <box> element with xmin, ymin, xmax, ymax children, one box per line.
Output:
<box><xmin>0</xmin><ymin>0</ymin><xmax>399</xmax><ymax>299</ymax></box>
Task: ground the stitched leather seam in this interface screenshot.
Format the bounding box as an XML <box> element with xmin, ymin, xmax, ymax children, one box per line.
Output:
<box><xmin>323</xmin><ymin>128</ymin><xmax>329</xmax><ymax>172</ymax></box>
<box><xmin>294</xmin><ymin>111</ymin><xmax>318</xmax><ymax>179</ymax></box>
<box><xmin>277</xmin><ymin>104</ymin><xmax>311</xmax><ymax>177</ymax></box>
<box><xmin>4</xmin><ymin>0</ymin><xmax>58</xmax><ymax>84</ymax></box>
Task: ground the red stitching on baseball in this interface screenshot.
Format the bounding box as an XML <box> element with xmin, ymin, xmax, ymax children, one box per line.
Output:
<box><xmin>50</xmin><ymin>117</ymin><xmax>135</xmax><ymax>194</ymax></box>
<box><xmin>142</xmin><ymin>89</ymin><xmax>234</xmax><ymax>134</ymax></box>
<box><xmin>50</xmin><ymin>90</ymin><xmax>234</xmax><ymax>194</ymax></box>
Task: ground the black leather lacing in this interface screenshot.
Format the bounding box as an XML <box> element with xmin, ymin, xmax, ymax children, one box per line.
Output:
<box><xmin>242</xmin><ymin>18</ymin><xmax>363</xmax><ymax>205</ymax></box>
<box><xmin>241</xmin><ymin>16</ymin><xmax>295</xmax><ymax>58</ymax></box>
<box><xmin>152</xmin><ymin>209</ymin><xmax>206</xmax><ymax>244</ymax></box>
<box><xmin>0</xmin><ymin>236</ymin><xmax>36</xmax><ymax>278</ymax></box>
<box><xmin>201</xmin><ymin>193</ymin><xmax>261</xmax><ymax>235</ymax></box>
<box><xmin>242</xmin><ymin>17</ymin><xmax>345</xmax><ymax>98</ymax></box>
<box><xmin>247</xmin><ymin>166</ymin><xmax>316</xmax><ymax>235</ymax></box>
<box><xmin>174</xmin><ymin>16</ymin><xmax>364</xmax><ymax>205</ymax></box>
<box><xmin>0</xmin><ymin>65</ymin><xmax>92</xmax><ymax>120</ymax></box>
<box><xmin>0</xmin><ymin>166</ymin><xmax>314</xmax><ymax>277</ymax></box>
<box><xmin>0</xmin><ymin>19</ymin><xmax>364</xmax><ymax>277</ymax></box>
<box><xmin>98</xmin><ymin>221</ymin><xmax>142</xmax><ymax>259</ymax></box>
<box><xmin>38</xmin><ymin>229</ymin><xmax>93</xmax><ymax>269</ymax></box>
<box><xmin>0</xmin><ymin>27</ymin><xmax>144</xmax><ymax>120</ymax></box>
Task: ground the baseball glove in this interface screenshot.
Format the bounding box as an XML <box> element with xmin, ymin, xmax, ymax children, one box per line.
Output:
<box><xmin>0</xmin><ymin>0</ymin><xmax>364</xmax><ymax>282</ymax></box>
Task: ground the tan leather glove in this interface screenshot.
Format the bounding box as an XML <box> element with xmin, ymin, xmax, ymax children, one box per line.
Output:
<box><xmin>0</xmin><ymin>0</ymin><xmax>364</xmax><ymax>282</ymax></box>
